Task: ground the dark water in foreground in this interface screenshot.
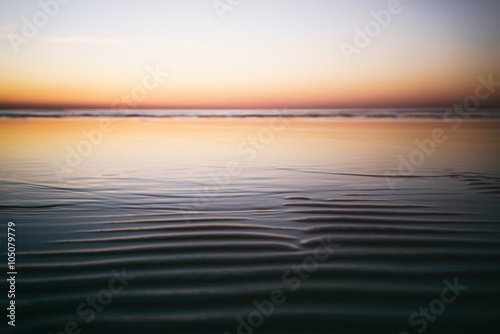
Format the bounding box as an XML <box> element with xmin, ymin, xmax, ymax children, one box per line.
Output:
<box><xmin>1</xmin><ymin>118</ymin><xmax>500</xmax><ymax>333</ymax></box>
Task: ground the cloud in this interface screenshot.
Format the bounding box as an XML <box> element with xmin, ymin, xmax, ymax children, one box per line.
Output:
<box><xmin>0</xmin><ymin>29</ymin><xmax>125</xmax><ymax>46</ymax></box>
<box><xmin>39</xmin><ymin>36</ymin><xmax>126</xmax><ymax>44</ymax></box>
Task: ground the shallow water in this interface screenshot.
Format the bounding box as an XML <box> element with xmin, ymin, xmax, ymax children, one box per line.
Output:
<box><xmin>1</xmin><ymin>117</ymin><xmax>500</xmax><ymax>333</ymax></box>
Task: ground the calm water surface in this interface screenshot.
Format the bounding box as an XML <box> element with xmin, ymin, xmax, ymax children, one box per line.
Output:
<box><xmin>1</xmin><ymin>117</ymin><xmax>500</xmax><ymax>333</ymax></box>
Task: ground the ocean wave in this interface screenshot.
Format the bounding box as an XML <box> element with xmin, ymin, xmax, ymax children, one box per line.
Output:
<box><xmin>1</xmin><ymin>108</ymin><xmax>500</xmax><ymax>118</ymax></box>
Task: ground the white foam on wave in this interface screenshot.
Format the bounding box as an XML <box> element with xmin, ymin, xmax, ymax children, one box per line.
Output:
<box><xmin>1</xmin><ymin>108</ymin><xmax>500</xmax><ymax>118</ymax></box>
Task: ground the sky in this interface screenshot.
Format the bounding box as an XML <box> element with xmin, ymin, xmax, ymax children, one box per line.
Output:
<box><xmin>0</xmin><ymin>0</ymin><xmax>499</xmax><ymax>109</ymax></box>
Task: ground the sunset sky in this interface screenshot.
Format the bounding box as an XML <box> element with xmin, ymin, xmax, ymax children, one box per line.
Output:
<box><xmin>0</xmin><ymin>0</ymin><xmax>499</xmax><ymax>109</ymax></box>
